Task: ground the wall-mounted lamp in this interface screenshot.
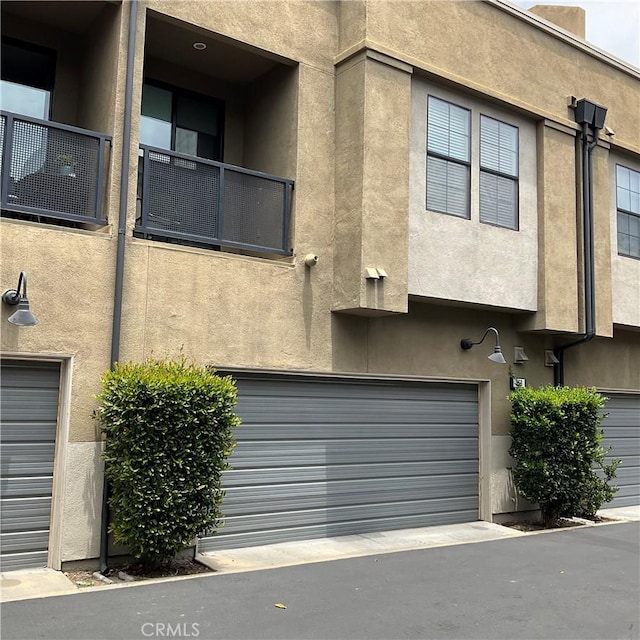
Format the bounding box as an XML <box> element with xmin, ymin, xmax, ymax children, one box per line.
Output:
<box><xmin>513</xmin><ymin>346</ymin><xmax>529</xmax><ymax>364</ymax></box>
<box><xmin>2</xmin><ymin>271</ymin><xmax>38</xmax><ymax>326</ymax></box>
<box><xmin>460</xmin><ymin>327</ymin><xmax>506</xmax><ymax>364</ymax></box>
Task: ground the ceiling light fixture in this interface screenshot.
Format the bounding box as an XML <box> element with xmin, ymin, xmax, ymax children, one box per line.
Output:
<box><xmin>192</xmin><ymin>42</ymin><xmax>207</xmax><ymax>51</ymax></box>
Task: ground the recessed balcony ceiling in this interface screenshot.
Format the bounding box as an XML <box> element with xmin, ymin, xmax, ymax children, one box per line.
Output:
<box><xmin>145</xmin><ymin>14</ymin><xmax>292</xmax><ymax>85</ymax></box>
<box><xmin>1</xmin><ymin>0</ymin><xmax>110</xmax><ymax>33</ymax></box>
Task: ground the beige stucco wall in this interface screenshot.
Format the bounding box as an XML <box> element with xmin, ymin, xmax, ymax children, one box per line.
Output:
<box><xmin>59</xmin><ymin>442</ymin><xmax>103</xmax><ymax>562</ymax></box>
<box><xmin>563</xmin><ymin>329</ymin><xmax>640</xmax><ymax>390</ymax></box>
<box><xmin>526</xmin><ymin>123</ymin><xmax>581</xmax><ymax>332</ymax></box>
<box><xmin>333</xmin><ymin>52</ymin><xmax>411</xmax><ymax>315</ymax></box>
<box><xmin>527</xmin><ymin>5</ymin><xmax>585</xmax><ymax>39</ymax></box>
<box><xmin>364</xmin><ymin>302</ymin><xmax>556</xmax><ymax>436</ymax></box>
<box><xmin>362</xmin><ymin>1</ymin><xmax>639</xmax><ymax>153</ymax></box>
<box><xmin>409</xmin><ymin>78</ymin><xmax>538</xmax><ymax>311</ymax></box>
<box><xmin>77</xmin><ymin>3</ymin><xmax>122</xmax><ymax>135</ymax></box>
<box><xmin>244</xmin><ymin>65</ymin><xmax>299</xmax><ymax>178</ymax></box>
<box><xmin>0</xmin><ymin>222</ymin><xmax>115</xmax><ymax>444</ymax></box>
<box><xmin>2</xmin><ymin>0</ymin><xmax>639</xmax><ymax>565</ymax></box>
<box><xmin>145</xmin><ymin>0</ymin><xmax>338</xmax><ymax>74</ymax></box>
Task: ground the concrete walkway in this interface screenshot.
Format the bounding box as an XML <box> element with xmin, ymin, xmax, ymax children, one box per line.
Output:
<box><xmin>0</xmin><ymin>567</ymin><xmax>77</xmax><ymax>603</ymax></box>
<box><xmin>1</xmin><ymin>505</ymin><xmax>637</xmax><ymax>603</ymax></box>
<box><xmin>197</xmin><ymin>520</ymin><xmax>526</xmax><ymax>574</ymax></box>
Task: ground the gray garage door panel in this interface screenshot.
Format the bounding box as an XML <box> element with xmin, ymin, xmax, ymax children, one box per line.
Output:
<box><xmin>204</xmin><ymin>509</ymin><xmax>480</xmax><ymax>550</ymax></box>
<box><xmin>200</xmin><ymin>375</ymin><xmax>479</xmax><ymax>552</ymax></box>
<box><xmin>222</xmin><ymin>474</ymin><xmax>478</xmax><ymax>515</ymax></box>
<box><xmin>0</xmin><ymin>360</ymin><xmax>60</xmax><ymax>571</ymax></box>
<box><xmin>1</xmin><ymin>530</ymin><xmax>50</xmax><ymax>554</ymax></box>
<box><xmin>225</xmin><ymin>460</ymin><xmax>478</xmax><ymax>487</ymax></box>
<box><xmin>601</xmin><ymin>394</ymin><xmax>640</xmax><ymax>508</ymax></box>
<box><xmin>0</xmin><ymin>476</ymin><xmax>54</xmax><ymax>498</ymax></box>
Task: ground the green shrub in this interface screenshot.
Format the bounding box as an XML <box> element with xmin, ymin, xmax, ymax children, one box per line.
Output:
<box><xmin>509</xmin><ymin>385</ymin><xmax>619</xmax><ymax>526</ymax></box>
<box><xmin>95</xmin><ymin>358</ymin><xmax>240</xmax><ymax>564</ymax></box>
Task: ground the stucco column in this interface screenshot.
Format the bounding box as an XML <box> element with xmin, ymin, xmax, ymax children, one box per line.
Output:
<box><xmin>592</xmin><ymin>143</ymin><xmax>614</xmax><ymax>338</ymax></box>
<box><xmin>333</xmin><ymin>50</ymin><xmax>411</xmax><ymax>315</ymax></box>
<box><xmin>525</xmin><ymin>121</ymin><xmax>580</xmax><ymax>333</ymax></box>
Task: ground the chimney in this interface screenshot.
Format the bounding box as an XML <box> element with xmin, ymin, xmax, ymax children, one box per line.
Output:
<box><xmin>528</xmin><ymin>5</ymin><xmax>586</xmax><ymax>39</ymax></box>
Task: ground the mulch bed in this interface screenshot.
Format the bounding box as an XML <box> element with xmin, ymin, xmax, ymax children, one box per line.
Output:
<box><xmin>501</xmin><ymin>515</ymin><xmax>612</xmax><ymax>532</ymax></box>
<box><xmin>65</xmin><ymin>559</ymin><xmax>212</xmax><ymax>589</ymax></box>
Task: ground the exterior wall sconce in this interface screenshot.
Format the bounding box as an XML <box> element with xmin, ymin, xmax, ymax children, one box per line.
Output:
<box><xmin>460</xmin><ymin>327</ymin><xmax>506</xmax><ymax>363</ymax></box>
<box><xmin>513</xmin><ymin>346</ymin><xmax>529</xmax><ymax>364</ymax></box>
<box><xmin>2</xmin><ymin>271</ymin><xmax>38</xmax><ymax>326</ymax></box>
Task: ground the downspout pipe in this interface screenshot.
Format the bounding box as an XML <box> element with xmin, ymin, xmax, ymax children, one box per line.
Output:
<box><xmin>553</xmin><ymin>100</ymin><xmax>606</xmax><ymax>386</ymax></box>
<box><xmin>100</xmin><ymin>0</ymin><xmax>138</xmax><ymax>574</ymax></box>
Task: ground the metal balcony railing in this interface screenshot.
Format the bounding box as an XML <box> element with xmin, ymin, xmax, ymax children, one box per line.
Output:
<box><xmin>136</xmin><ymin>145</ymin><xmax>294</xmax><ymax>256</ymax></box>
<box><xmin>0</xmin><ymin>112</ymin><xmax>111</xmax><ymax>225</ymax></box>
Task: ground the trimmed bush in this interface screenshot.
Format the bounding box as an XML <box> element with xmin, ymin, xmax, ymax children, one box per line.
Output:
<box><xmin>95</xmin><ymin>359</ymin><xmax>240</xmax><ymax>564</ymax></box>
<box><xmin>509</xmin><ymin>385</ymin><xmax>619</xmax><ymax>526</ymax></box>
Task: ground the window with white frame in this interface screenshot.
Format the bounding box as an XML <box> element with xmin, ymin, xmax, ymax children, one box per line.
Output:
<box><xmin>426</xmin><ymin>96</ymin><xmax>470</xmax><ymax>218</ymax></box>
<box><xmin>616</xmin><ymin>164</ymin><xmax>640</xmax><ymax>260</ymax></box>
<box><xmin>425</xmin><ymin>96</ymin><xmax>521</xmax><ymax>230</ymax></box>
<box><xmin>479</xmin><ymin>115</ymin><xmax>519</xmax><ymax>229</ymax></box>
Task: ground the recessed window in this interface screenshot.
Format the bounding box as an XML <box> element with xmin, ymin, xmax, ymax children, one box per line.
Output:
<box><xmin>1</xmin><ymin>38</ymin><xmax>55</xmax><ymax>120</ymax></box>
<box><xmin>140</xmin><ymin>81</ymin><xmax>223</xmax><ymax>161</ymax></box>
<box><xmin>426</xmin><ymin>96</ymin><xmax>470</xmax><ymax>218</ymax></box>
<box><xmin>479</xmin><ymin>115</ymin><xmax>519</xmax><ymax>230</ymax></box>
<box><xmin>616</xmin><ymin>164</ymin><xmax>640</xmax><ymax>260</ymax></box>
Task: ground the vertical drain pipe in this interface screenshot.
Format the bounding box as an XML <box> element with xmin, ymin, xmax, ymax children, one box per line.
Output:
<box><xmin>553</xmin><ymin>99</ymin><xmax>607</xmax><ymax>387</ymax></box>
<box><xmin>100</xmin><ymin>0</ymin><xmax>138</xmax><ymax>574</ymax></box>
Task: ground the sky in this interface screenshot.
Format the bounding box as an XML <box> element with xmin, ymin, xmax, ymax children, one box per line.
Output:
<box><xmin>515</xmin><ymin>1</ymin><xmax>640</xmax><ymax>68</ymax></box>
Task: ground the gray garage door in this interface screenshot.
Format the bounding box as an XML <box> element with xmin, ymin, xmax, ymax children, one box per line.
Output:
<box><xmin>199</xmin><ymin>374</ymin><xmax>479</xmax><ymax>552</ymax></box>
<box><xmin>601</xmin><ymin>393</ymin><xmax>640</xmax><ymax>507</ymax></box>
<box><xmin>0</xmin><ymin>360</ymin><xmax>60</xmax><ymax>571</ymax></box>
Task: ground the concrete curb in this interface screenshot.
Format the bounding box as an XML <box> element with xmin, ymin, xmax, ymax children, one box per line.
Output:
<box><xmin>1</xmin><ymin>506</ymin><xmax>637</xmax><ymax>603</ymax></box>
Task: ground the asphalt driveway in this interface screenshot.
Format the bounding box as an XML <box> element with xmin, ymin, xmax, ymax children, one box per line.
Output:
<box><xmin>2</xmin><ymin>522</ymin><xmax>638</xmax><ymax>640</ymax></box>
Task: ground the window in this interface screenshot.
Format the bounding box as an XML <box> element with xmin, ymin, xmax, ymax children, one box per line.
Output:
<box><xmin>1</xmin><ymin>38</ymin><xmax>55</xmax><ymax>120</ymax></box>
<box><xmin>425</xmin><ymin>95</ymin><xmax>522</xmax><ymax>231</ymax></box>
<box><xmin>140</xmin><ymin>81</ymin><xmax>224</xmax><ymax>161</ymax></box>
<box><xmin>1</xmin><ymin>39</ymin><xmax>57</xmax><ymax>181</ymax></box>
<box><xmin>426</xmin><ymin>96</ymin><xmax>470</xmax><ymax>218</ymax></box>
<box><xmin>616</xmin><ymin>164</ymin><xmax>640</xmax><ymax>260</ymax></box>
<box><xmin>479</xmin><ymin>116</ymin><xmax>518</xmax><ymax>229</ymax></box>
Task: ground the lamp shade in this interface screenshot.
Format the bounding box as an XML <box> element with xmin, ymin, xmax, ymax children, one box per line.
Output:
<box><xmin>7</xmin><ymin>298</ymin><xmax>38</xmax><ymax>326</ymax></box>
<box><xmin>488</xmin><ymin>347</ymin><xmax>506</xmax><ymax>364</ymax></box>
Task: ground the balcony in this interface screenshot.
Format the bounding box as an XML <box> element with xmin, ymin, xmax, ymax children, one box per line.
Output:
<box><xmin>0</xmin><ymin>112</ymin><xmax>111</xmax><ymax>226</ymax></box>
<box><xmin>135</xmin><ymin>146</ymin><xmax>294</xmax><ymax>256</ymax></box>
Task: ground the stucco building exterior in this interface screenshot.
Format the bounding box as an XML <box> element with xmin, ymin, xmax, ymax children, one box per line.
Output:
<box><xmin>1</xmin><ymin>0</ymin><xmax>639</xmax><ymax>570</ymax></box>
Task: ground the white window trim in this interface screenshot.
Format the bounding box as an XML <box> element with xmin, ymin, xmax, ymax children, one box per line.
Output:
<box><xmin>478</xmin><ymin>114</ymin><xmax>520</xmax><ymax>231</ymax></box>
<box><xmin>615</xmin><ymin>163</ymin><xmax>640</xmax><ymax>261</ymax></box>
<box><xmin>425</xmin><ymin>94</ymin><xmax>524</xmax><ymax>232</ymax></box>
